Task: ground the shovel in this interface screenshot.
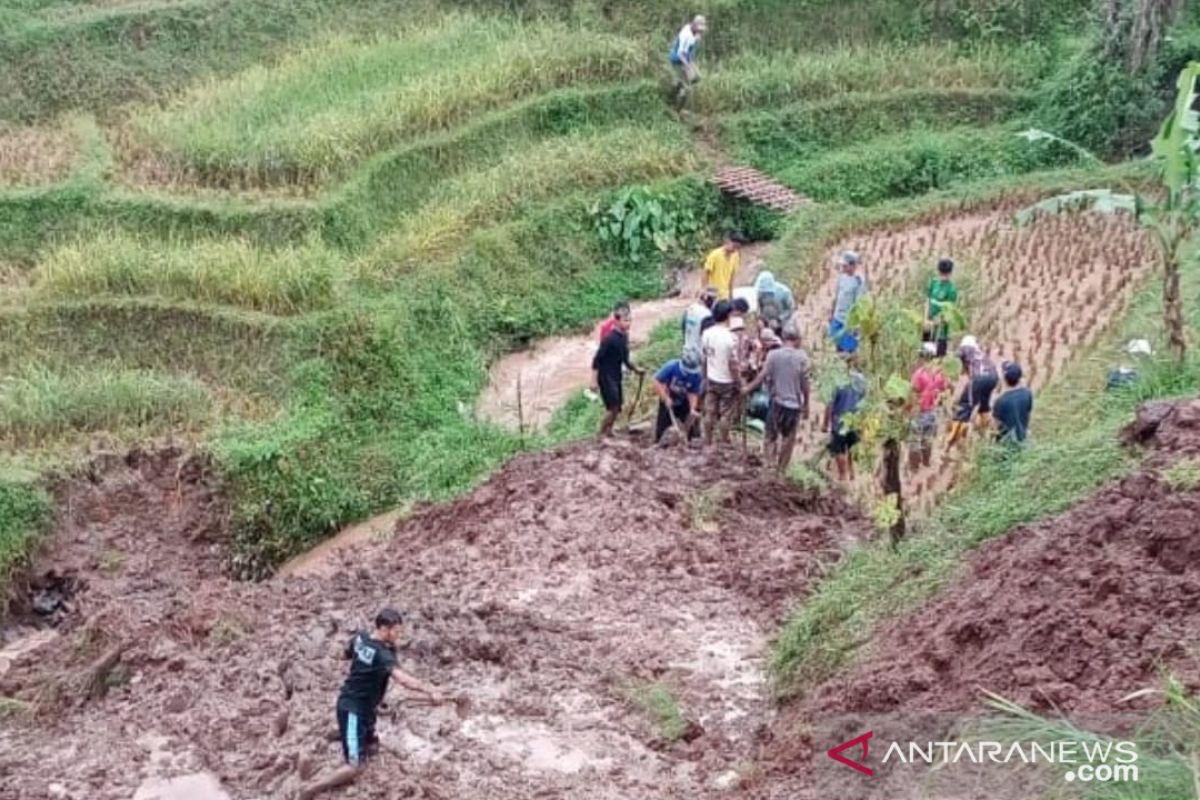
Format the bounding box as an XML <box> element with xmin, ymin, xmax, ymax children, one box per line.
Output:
<box><xmin>625</xmin><ymin>370</ymin><xmax>646</xmax><ymax>430</ymax></box>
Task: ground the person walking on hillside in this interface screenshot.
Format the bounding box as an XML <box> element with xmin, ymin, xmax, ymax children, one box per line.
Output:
<box><xmin>597</xmin><ymin>300</ymin><xmax>631</xmax><ymax>343</ymax></box>
<box><xmin>704</xmin><ymin>231</ymin><xmax>747</xmax><ymax>302</ymax></box>
<box><xmin>829</xmin><ymin>251</ymin><xmax>866</xmax><ymax>354</ymax></box>
<box><xmin>922</xmin><ymin>258</ymin><xmax>958</xmax><ymax>358</ymax></box>
<box><xmin>337</xmin><ymin>609</ymin><xmax>446</xmax><ymax>767</ymax></box>
<box><xmin>743</xmin><ymin>326</ymin><xmax>810</xmax><ymax>473</ymax></box>
<box><xmin>592</xmin><ymin>307</ymin><xmax>645</xmax><ymax>439</ymax></box>
<box><xmin>668</xmin><ymin>14</ymin><xmax>707</xmax><ymax>106</ymax></box>
<box><xmin>909</xmin><ymin>342</ymin><xmax>949</xmax><ymax>470</ymax></box>
<box><xmin>682</xmin><ymin>287</ymin><xmax>717</xmax><ymax>355</ymax></box>
<box><xmin>653</xmin><ymin>347</ymin><xmax>704</xmax><ymax>443</ymax></box>
<box><xmin>826</xmin><ymin>355</ymin><xmax>867</xmax><ymax>482</ymax></box>
<box><xmin>701</xmin><ymin>300</ymin><xmax>741</xmax><ymax>446</ymax></box>
<box><xmin>945</xmin><ymin>334</ymin><xmax>998</xmax><ymax>448</ymax></box>
<box><xmin>993</xmin><ymin>361</ymin><xmax>1033</xmax><ymax>444</ymax></box>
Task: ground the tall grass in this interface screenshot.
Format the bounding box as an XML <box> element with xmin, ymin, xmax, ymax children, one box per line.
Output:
<box><xmin>34</xmin><ymin>232</ymin><xmax>343</xmax><ymax>314</ymax></box>
<box><xmin>136</xmin><ymin>14</ymin><xmax>649</xmax><ymax>184</ymax></box>
<box><xmin>779</xmin><ymin>126</ymin><xmax>1083</xmax><ymax>206</ymax></box>
<box><xmin>695</xmin><ymin>44</ymin><xmax>1047</xmax><ymax>115</ymax></box>
<box><xmin>363</xmin><ymin>126</ymin><xmax>695</xmax><ymax>276</ymax></box>
<box><xmin>0</xmin><ymin>365</ymin><xmax>212</xmax><ymax>446</ymax></box>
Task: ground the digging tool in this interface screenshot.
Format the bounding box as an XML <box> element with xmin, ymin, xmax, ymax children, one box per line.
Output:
<box><xmin>625</xmin><ymin>370</ymin><xmax>646</xmax><ymax>430</ymax></box>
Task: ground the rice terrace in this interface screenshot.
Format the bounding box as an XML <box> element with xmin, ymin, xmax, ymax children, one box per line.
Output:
<box><xmin>3</xmin><ymin>2</ymin><xmax>1200</xmax><ymax>799</ymax></box>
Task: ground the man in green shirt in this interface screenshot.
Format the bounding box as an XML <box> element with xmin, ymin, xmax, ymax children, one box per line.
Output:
<box><xmin>923</xmin><ymin>258</ymin><xmax>958</xmax><ymax>357</ymax></box>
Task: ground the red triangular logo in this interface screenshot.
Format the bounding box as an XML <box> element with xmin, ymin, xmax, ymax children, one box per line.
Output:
<box><xmin>828</xmin><ymin>730</ymin><xmax>875</xmax><ymax>777</ymax></box>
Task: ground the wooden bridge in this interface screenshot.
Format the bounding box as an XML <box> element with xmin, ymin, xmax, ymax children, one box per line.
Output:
<box><xmin>713</xmin><ymin>165</ymin><xmax>809</xmax><ymax>214</ymax></box>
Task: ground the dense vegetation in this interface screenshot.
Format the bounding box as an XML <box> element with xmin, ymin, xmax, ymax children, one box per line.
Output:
<box><xmin>0</xmin><ymin>0</ymin><xmax>1191</xmax><ymax>595</ymax></box>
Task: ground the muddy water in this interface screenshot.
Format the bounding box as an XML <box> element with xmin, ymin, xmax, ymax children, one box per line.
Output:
<box><xmin>132</xmin><ymin>773</ymin><xmax>231</xmax><ymax>800</ymax></box>
<box><xmin>479</xmin><ymin>244</ymin><xmax>767</xmax><ymax>431</ymax></box>
<box><xmin>275</xmin><ymin>509</ymin><xmax>404</xmax><ymax>580</ymax></box>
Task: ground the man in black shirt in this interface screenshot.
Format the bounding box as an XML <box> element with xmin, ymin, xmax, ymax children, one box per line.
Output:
<box><xmin>993</xmin><ymin>361</ymin><xmax>1033</xmax><ymax>444</ymax></box>
<box><xmin>591</xmin><ymin>308</ymin><xmax>644</xmax><ymax>439</ymax></box>
<box><xmin>336</xmin><ymin>608</ymin><xmax>445</xmax><ymax>766</ymax></box>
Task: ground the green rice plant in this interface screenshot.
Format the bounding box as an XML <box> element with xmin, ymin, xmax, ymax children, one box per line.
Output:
<box><xmin>33</xmin><ymin>231</ymin><xmax>343</xmax><ymax>314</ymax></box>
<box><xmin>694</xmin><ymin>43</ymin><xmax>1045</xmax><ymax>115</ymax></box>
<box><xmin>361</xmin><ymin>126</ymin><xmax>695</xmax><ymax>277</ymax></box>
<box><xmin>135</xmin><ymin>14</ymin><xmax>649</xmax><ymax>184</ymax></box>
<box><xmin>0</xmin><ymin>365</ymin><xmax>212</xmax><ymax>446</ymax></box>
<box><xmin>779</xmin><ymin>126</ymin><xmax>1083</xmax><ymax>206</ymax></box>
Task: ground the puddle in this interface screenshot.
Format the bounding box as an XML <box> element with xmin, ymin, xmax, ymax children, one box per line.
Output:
<box><xmin>460</xmin><ymin>717</ymin><xmax>618</xmax><ymax>775</ymax></box>
<box><xmin>275</xmin><ymin>509</ymin><xmax>404</xmax><ymax>580</ymax></box>
<box><xmin>132</xmin><ymin>773</ymin><xmax>231</xmax><ymax>800</ymax></box>
<box><xmin>479</xmin><ymin>245</ymin><xmax>766</xmax><ymax>430</ymax></box>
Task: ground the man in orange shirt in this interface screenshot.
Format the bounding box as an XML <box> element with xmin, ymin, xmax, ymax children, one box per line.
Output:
<box><xmin>703</xmin><ymin>231</ymin><xmax>747</xmax><ymax>301</ymax></box>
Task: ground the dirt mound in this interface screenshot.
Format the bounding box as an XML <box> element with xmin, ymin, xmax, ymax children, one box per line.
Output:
<box><xmin>804</xmin><ymin>398</ymin><xmax>1200</xmax><ymax>719</ymax></box>
<box><xmin>1</xmin><ymin>440</ymin><xmax>870</xmax><ymax>800</ymax></box>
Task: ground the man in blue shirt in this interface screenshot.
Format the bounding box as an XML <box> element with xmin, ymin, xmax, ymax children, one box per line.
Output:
<box><xmin>829</xmin><ymin>251</ymin><xmax>866</xmax><ymax>354</ymax></box>
<box><xmin>992</xmin><ymin>361</ymin><xmax>1033</xmax><ymax>444</ymax></box>
<box><xmin>653</xmin><ymin>347</ymin><xmax>704</xmax><ymax>443</ymax></box>
<box><xmin>668</xmin><ymin>15</ymin><xmax>707</xmax><ymax>106</ymax></box>
<box><xmin>825</xmin><ymin>355</ymin><xmax>867</xmax><ymax>482</ymax></box>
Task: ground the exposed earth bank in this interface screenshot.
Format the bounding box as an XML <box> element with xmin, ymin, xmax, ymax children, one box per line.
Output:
<box><xmin>0</xmin><ymin>439</ymin><xmax>869</xmax><ymax>799</ymax></box>
<box><xmin>751</xmin><ymin>398</ymin><xmax>1200</xmax><ymax>799</ymax></box>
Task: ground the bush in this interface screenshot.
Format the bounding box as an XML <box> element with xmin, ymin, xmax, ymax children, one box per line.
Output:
<box><xmin>34</xmin><ymin>232</ymin><xmax>343</xmax><ymax>314</ymax></box>
<box><xmin>0</xmin><ymin>470</ymin><xmax>51</xmax><ymax>604</ymax></box>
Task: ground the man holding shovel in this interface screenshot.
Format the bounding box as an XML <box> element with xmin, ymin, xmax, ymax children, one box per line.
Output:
<box><xmin>653</xmin><ymin>347</ymin><xmax>703</xmax><ymax>444</ymax></box>
<box><xmin>592</xmin><ymin>306</ymin><xmax>645</xmax><ymax>439</ymax></box>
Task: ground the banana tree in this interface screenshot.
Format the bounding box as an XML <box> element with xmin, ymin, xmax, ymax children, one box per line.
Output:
<box><xmin>842</xmin><ymin>295</ymin><xmax>925</xmax><ymax>545</ymax></box>
<box><xmin>1018</xmin><ymin>61</ymin><xmax>1200</xmax><ymax>362</ymax></box>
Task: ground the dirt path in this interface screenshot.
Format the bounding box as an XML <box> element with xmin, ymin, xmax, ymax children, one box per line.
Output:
<box><xmin>1</xmin><ymin>441</ymin><xmax>870</xmax><ymax>800</ymax></box>
<box><xmin>787</xmin><ymin>205</ymin><xmax>1155</xmax><ymax>514</ymax></box>
<box><xmin>479</xmin><ymin>243</ymin><xmax>768</xmax><ymax>430</ymax></box>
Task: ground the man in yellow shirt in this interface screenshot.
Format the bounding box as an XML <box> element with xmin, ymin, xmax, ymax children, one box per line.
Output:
<box><xmin>703</xmin><ymin>231</ymin><xmax>747</xmax><ymax>301</ymax></box>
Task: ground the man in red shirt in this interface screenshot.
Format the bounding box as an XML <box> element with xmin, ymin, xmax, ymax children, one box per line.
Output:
<box><xmin>909</xmin><ymin>343</ymin><xmax>948</xmax><ymax>470</ymax></box>
<box><xmin>597</xmin><ymin>300</ymin><xmax>631</xmax><ymax>343</ymax></box>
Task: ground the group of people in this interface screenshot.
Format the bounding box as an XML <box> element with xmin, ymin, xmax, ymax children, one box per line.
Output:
<box><xmin>591</xmin><ymin>234</ymin><xmax>1035</xmax><ymax>480</ymax></box>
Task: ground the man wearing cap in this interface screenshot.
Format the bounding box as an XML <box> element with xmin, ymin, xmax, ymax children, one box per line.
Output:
<box><xmin>993</xmin><ymin>361</ymin><xmax>1033</xmax><ymax>444</ymax></box>
<box><xmin>336</xmin><ymin>608</ymin><xmax>446</xmax><ymax>768</ymax></box>
<box><xmin>909</xmin><ymin>343</ymin><xmax>949</xmax><ymax>470</ymax></box>
<box><xmin>682</xmin><ymin>287</ymin><xmax>717</xmax><ymax>355</ymax></box>
<box><xmin>923</xmin><ymin>258</ymin><xmax>958</xmax><ymax>358</ymax></box>
<box><xmin>701</xmin><ymin>299</ymin><xmax>741</xmax><ymax>446</ymax></box>
<box><xmin>653</xmin><ymin>348</ymin><xmax>704</xmax><ymax>443</ymax></box>
<box><xmin>703</xmin><ymin>231</ymin><xmax>746</xmax><ymax>302</ymax></box>
<box><xmin>668</xmin><ymin>15</ymin><xmax>707</xmax><ymax>105</ymax></box>
<box><xmin>945</xmin><ymin>334</ymin><xmax>998</xmax><ymax>447</ymax></box>
<box><xmin>829</xmin><ymin>251</ymin><xmax>866</xmax><ymax>353</ymax></box>
<box><xmin>743</xmin><ymin>326</ymin><xmax>811</xmax><ymax>473</ymax></box>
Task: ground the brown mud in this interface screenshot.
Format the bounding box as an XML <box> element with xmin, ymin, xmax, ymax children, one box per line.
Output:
<box><xmin>479</xmin><ymin>244</ymin><xmax>768</xmax><ymax>431</ymax></box>
<box><xmin>749</xmin><ymin>398</ymin><xmax>1200</xmax><ymax>799</ymax></box>
<box><xmin>1</xmin><ymin>440</ymin><xmax>870</xmax><ymax>799</ymax></box>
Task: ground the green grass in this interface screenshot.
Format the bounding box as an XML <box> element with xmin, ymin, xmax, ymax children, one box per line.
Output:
<box><xmin>33</xmin><ymin>231</ymin><xmax>343</xmax><ymax>314</ymax></box>
<box><xmin>778</xmin><ymin>126</ymin><xmax>1084</xmax><ymax>206</ymax></box>
<box><xmin>1160</xmin><ymin>458</ymin><xmax>1200</xmax><ymax>492</ymax></box>
<box><xmin>0</xmin><ymin>365</ymin><xmax>212</xmax><ymax>447</ymax></box>
<box><xmin>0</xmin><ymin>464</ymin><xmax>54</xmax><ymax>605</ymax></box>
<box><xmin>720</xmin><ymin>88</ymin><xmax>1035</xmax><ymax>175</ymax></box>
<box><xmin>770</xmin><ymin>172</ymin><xmax>1200</xmax><ymax>697</ymax></box>
<box><xmin>695</xmin><ymin>44</ymin><xmax>1047</xmax><ymax>115</ymax></box>
<box><xmin>624</xmin><ymin>682</ymin><xmax>689</xmax><ymax>742</ymax></box>
<box><xmin>135</xmin><ymin>15</ymin><xmax>649</xmax><ymax>184</ymax></box>
<box><xmin>362</xmin><ymin>126</ymin><xmax>695</xmax><ymax>277</ymax></box>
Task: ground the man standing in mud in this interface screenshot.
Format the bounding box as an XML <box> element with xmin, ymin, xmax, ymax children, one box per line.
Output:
<box><xmin>742</xmin><ymin>326</ymin><xmax>810</xmax><ymax>473</ymax></box>
<box><xmin>337</xmin><ymin>608</ymin><xmax>445</xmax><ymax>767</ymax></box>
<box><xmin>701</xmin><ymin>300</ymin><xmax>741</xmax><ymax>447</ymax></box>
<box><xmin>592</xmin><ymin>307</ymin><xmax>645</xmax><ymax>438</ymax></box>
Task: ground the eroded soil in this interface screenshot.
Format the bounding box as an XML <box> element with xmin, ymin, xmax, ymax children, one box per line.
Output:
<box><xmin>0</xmin><ymin>440</ymin><xmax>869</xmax><ymax>799</ymax></box>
